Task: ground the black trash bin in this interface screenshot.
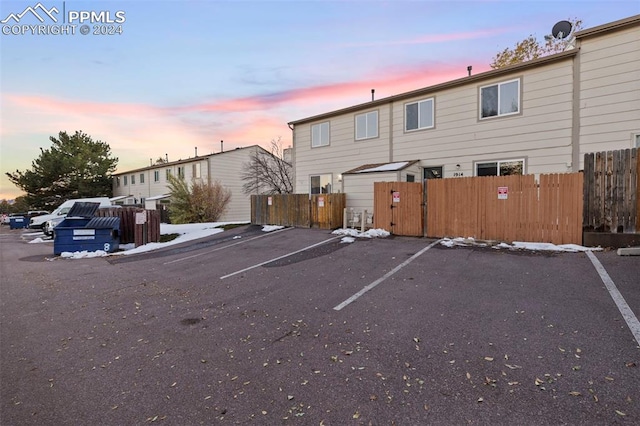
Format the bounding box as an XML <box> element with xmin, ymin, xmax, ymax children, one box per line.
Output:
<box><xmin>53</xmin><ymin>202</ymin><xmax>120</xmax><ymax>255</ymax></box>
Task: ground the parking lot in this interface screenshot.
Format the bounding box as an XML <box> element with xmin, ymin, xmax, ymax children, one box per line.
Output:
<box><xmin>1</xmin><ymin>224</ymin><xmax>639</xmax><ymax>425</ymax></box>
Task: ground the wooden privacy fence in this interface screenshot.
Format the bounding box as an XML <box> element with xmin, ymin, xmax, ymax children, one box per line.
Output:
<box><xmin>251</xmin><ymin>194</ymin><xmax>346</xmax><ymax>229</ymax></box>
<box><xmin>374</xmin><ymin>182</ymin><xmax>424</xmax><ymax>236</ymax></box>
<box><xmin>583</xmin><ymin>148</ymin><xmax>638</xmax><ymax>233</ymax></box>
<box><xmin>426</xmin><ymin>173</ymin><xmax>583</xmax><ymax>245</ymax></box>
<box><xmin>96</xmin><ymin>207</ymin><xmax>161</xmax><ymax>246</ymax></box>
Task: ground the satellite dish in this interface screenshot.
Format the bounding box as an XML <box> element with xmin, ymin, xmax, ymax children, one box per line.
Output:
<box><xmin>551</xmin><ymin>20</ymin><xmax>572</xmax><ymax>39</ymax></box>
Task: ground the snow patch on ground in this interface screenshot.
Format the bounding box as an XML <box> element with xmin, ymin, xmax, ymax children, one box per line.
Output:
<box><xmin>440</xmin><ymin>237</ymin><xmax>602</xmax><ymax>253</ymax></box>
<box><xmin>332</xmin><ymin>228</ymin><xmax>391</xmax><ymax>239</ymax></box>
<box><xmin>340</xmin><ymin>236</ymin><xmax>356</xmax><ymax>244</ymax></box>
<box><xmin>262</xmin><ymin>225</ymin><xmax>285</xmax><ymax>232</ymax></box>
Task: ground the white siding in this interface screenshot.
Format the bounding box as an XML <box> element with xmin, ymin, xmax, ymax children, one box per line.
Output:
<box><xmin>578</xmin><ymin>24</ymin><xmax>640</xmax><ymax>159</ymax></box>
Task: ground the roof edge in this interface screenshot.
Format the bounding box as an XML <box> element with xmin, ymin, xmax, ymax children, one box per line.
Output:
<box><xmin>288</xmin><ymin>50</ymin><xmax>577</xmax><ymax>126</ymax></box>
<box><xmin>575</xmin><ymin>14</ymin><xmax>640</xmax><ymax>39</ymax></box>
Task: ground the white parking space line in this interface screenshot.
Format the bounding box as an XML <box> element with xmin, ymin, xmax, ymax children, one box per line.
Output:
<box><xmin>334</xmin><ymin>239</ymin><xmax>441</xmax><ymax>311</ymax></box>
<box><xmin>219</xmin><ymin>236</ymin><xmax>341</xmax><ymax>280</ymax></box>
<box><xmin>586</xmin><ymin>251</ymin><xmax>640</xmax><ymax>347</ymax></box>
<box><xmin>163</xmin><ymin>227</ymin><xmax>293</xmax><ymax>265</ymax></box>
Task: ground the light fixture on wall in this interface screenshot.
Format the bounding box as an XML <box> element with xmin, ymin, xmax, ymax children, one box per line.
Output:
<box><xmin>456</xmin><ymin>164</ymin><xmax>461</xmax><ymax>169</ymax></box>
<box><xmin>337</xmin><ymin>174</ymin><xmax>343</xmax><ymax>182</ymax></box>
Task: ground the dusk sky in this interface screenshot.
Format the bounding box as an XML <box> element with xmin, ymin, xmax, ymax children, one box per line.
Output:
<box><xmin>1</xmin><ymin>0</ymin><xmax>638</xmax><ymax>200</ymax></box>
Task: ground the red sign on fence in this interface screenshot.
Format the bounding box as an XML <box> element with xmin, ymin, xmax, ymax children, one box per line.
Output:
<box><xmin>497</xmin><ymin>186</ymin><xmax>508</xmax><ymax>200</ymax></box>
<box><xmin>392</xmin><ymin>191</ymin><xmax>400</xmax><ymax>203</ymax></box>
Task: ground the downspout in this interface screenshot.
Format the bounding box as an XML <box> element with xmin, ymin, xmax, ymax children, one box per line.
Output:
<box><xmin>571</xmin><ymin>43</ymin><xmax>582</xmax><ymax>172</ymax></box>
<box><xmin>288</xmin><ymin>123</ymin><xmax>295</xmax><ymax>193</ymax></box>
<box><xmin>389</xmin><ymin>101</ymin><xmax>394</xmax><ymax>162</ymax></box>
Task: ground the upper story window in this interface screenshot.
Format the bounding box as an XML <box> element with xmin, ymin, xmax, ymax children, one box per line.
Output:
<box><xmin>311</xmin><ymin>122</ymin><xmax>330</xmax><ymax>148</ymax></box>
<box><xmin>193</xmin><ymin>163</ymin><xmax>201</xmax><ymax>178</ymax></box>
<box><xmin>115</xmin><ymin>177</ymin><xmax>120</xmax><ymax>187</ymax></box>
<box><xmin>154</xmin><ymin>170</ymin><xmax>160</xmax><ymax>182</ymax></box>
<box><xmin>178</xmin><ymin>166</ymin><xmax>185</xmax><ymax>179</ymax></box>
<box><xmin>140</xmin><ymin>173</ymin><xmax>145</xmax><ymax>184</ymax></box>
<box><xmin>166</xmin><ymin>169</ymin><xmax>171</xmax><ymax>180</ymax></box>
<box><xmin>405</xmin><ymin>98</ymin><xmax>434</xmax><ymax>131</ymax></box>
<box><xmin>480</xmin><ymin>79</ymin><xmax>520</xmax><ymax>119</ymax></box>
<box><xmin>123</xmin><ymin>175</ymin><xmax>128</xmax><ymax>186</ymax></box>
<box><xmin>131</xmin><ymin>174</ymin><xmax>136</xmax><ymax>185</ymax></box>
<box><xmin>476</xmin><ymin>159</ymin><xmax>524</xmax><ymax>176</ymax></box>
<box><xmin>355</xmin><ymin>111</ymin><xmax>378</xmax><ymax>140</ymax></box>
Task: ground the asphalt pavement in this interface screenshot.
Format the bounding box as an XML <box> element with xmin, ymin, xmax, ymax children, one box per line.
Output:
<box><xmin>1</xmin><ymin>224</ymin><xmax>639</xmax><ymax>425</ymax></box>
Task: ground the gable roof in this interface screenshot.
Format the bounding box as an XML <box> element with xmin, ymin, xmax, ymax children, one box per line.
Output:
<box><xmin>288</xmin><ymin>14</ymin><xmax>639</xmax><ymax>127</ymax></box>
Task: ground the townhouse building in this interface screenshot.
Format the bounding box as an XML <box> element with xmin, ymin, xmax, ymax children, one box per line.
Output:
<box><xmin>288</xmin><ymin>15</ymin><xmax>640</xmax><ymax>212</ymax></box>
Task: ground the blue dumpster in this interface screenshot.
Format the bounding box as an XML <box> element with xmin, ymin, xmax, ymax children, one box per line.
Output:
<box><xmin>53</xmin><ymin>202</ymin><xmax>120</xmax><ymax>255</ymax></box>
<box><xmin>9</xmin><ymin>215</ymin><xmax>27</xmax><ymax>229</ymax></box>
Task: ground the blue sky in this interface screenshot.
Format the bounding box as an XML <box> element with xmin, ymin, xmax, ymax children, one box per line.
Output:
<box><xmin>1</xmin><ymin>0</ymin><xmax>638</xmax><ymax>199</ymax></box>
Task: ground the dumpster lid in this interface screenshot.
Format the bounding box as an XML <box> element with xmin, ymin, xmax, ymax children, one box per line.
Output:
<box><xmin>85</xmin><ymin>216</ymin><xmax>120</xmax><ymax>229</ymax></box>
<box><xmin>66</xmin><ymin>202</ymin><xmax>101</xmax><ymax>218</ymax></box>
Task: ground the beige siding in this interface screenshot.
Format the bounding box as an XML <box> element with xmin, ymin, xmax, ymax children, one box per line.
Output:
<box><xmin>294</xmin><ymin>105</ymin><xmax>392</xmax><ymax>193</ymax></box>
<box><xmin>208</xmin><ymin>147</ymin><xmax>257</xmax><ymax>222</ymax></box>
<box><xmin>579</xmin><ymin>23</ymin><xmax>640</xmax><ymax>159</ymax></box>
<box><xmin>343</xmin><ymin>172</ymin><xmax>398</xmax><ymax>212</ymax></box>
<box><xmin>393</xmin><ymin>61</ymin><xmax>574</xmax><ymax>176</ymax></box>
<box><xmin>112</xmin><ymin>148</ymin><xmax>258</xmax><ymax>222</ymax></box>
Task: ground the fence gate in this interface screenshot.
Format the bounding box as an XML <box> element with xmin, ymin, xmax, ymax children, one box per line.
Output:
<box><xmin>373</xmin><ymin>182</ymin><xmax>423</xmax><ymax>236</ymax></box>
<box><xmin>583</xmin><ymin>148</ymin><xmax>638</xmax><ymax>233</ymax></box>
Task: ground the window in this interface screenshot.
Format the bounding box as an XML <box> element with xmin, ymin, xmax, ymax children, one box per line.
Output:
<box><xmin>311</xmin><ymin>122</ymin><xmax>330</xmax><ymax>147</ymax></box>
<box><xmin>140</xmin><ymin>173</ymin><xmax>145</xmax><ymax>184</ymax></box>
<box><xmin>423</xmin><ymin>166</ymin><xmax>443</xmax><ymax>179</ymax></box>
<box><xmin>166</xmin><ymin>169</ymin><xmax>171</xmax><ymax>180</ymax></box>
<box><xmin>131</xmin><ymin>174</ymin><xmax>135</xmax><ymax>185</ymax></box>
<box><xmin>480</xmin><ymin>79</ymin><xmax>520</xmax><ymax>119</ymax></box>
<box><xmin>355</xmin><ymin>111</ymin><xmax>378</xmax><ymax>140</ymax></box>
<box><xmin>406</xmin><ymin>174</ymin><xmax>415</xmax><ymax>182</ymax></box>
<box><xmin>310</xmin><ymin>174</ymin><xmax>332</xmax><ymax>194</ymax></box>
<box><xmin>178</xmin><ymin>166</ymin><xmax>185</xmax><ymax>178</ymax></box>
<box><xmin>635</xmin><ymin>133</ymin><xmax>640</xmax><ymax>148</ymax></box>
<box><xmin>193</xmin><ymin>163</ymin><xmax>201</xmax><ymax>178</ymax></box>
<box><xmin>405</xmin><ymin>98</ymin><xmax>434</xmax><ymax>131</ymax></box>
<box><xmin>154</xmin><ymin>170</ymin><xmax>160</xmax><ymax>182</ymax></box>
<box><xmin>123</xmin><ymin>175</ymin><xmax>128</xmax><ymax>186</ymax></box>
<box><xmin>476</xmin><ymin>159</ymin><xmax>524</xmax><ymax>176</ymax></box>
<box><xmin>115</xmin><ymin>177</ymin><xmax>120</xmax><ymax>187</ymax></box>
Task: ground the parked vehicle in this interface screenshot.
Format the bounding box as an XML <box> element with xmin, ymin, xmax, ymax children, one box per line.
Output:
<box><xmin>27</xmin><ymin>210</ymin><xmax>50</xmax><ymax>219</ymax></box>
<box><xmin>29</xmin><ymin>197</ymin><xmax>112</xmax><ymax>229</ymax></box>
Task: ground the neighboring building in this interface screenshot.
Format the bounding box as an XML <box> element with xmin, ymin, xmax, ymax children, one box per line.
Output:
<box><xmin>288</xmin><ymin>15</ymin><xmax>640</xmax><ymax>212</ymax></box>
<box><xmin>112</xmin><ymin>145</ymin><xmax>267</xmax><ymax>222</ymax></box>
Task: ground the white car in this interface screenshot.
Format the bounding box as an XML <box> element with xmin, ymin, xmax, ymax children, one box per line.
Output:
<box><xmin>43</xmin><ymin>216</ymin><xmax>65</xmax><ymax>237</ymax></box>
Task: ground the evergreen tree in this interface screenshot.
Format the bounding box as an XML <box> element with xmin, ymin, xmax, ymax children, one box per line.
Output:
<box><xmin>5</xmin><ymin>131</ymin><xmax>118</xmax><ymax>209</ymax></box>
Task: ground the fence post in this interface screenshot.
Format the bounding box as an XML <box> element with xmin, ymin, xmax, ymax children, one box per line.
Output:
<box><xmin>362</xmin><ymin>209</ymin><xmax>367</xmax><ymax>232</ymax></box>
<box><xmin>343</xmin><ymin>207</ymin><xmax>347</xmax><ymax>229</ymax></box>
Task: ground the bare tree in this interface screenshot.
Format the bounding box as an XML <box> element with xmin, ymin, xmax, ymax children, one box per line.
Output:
<box><xmin>241</xmin><ymin>138</ymin><xmax>293</xmax><ymax>194</ymax></box>
<box><xmin>490</xmin><ymin>18</ymin><xmax>583</xmax><ymax>69</ymax></box>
